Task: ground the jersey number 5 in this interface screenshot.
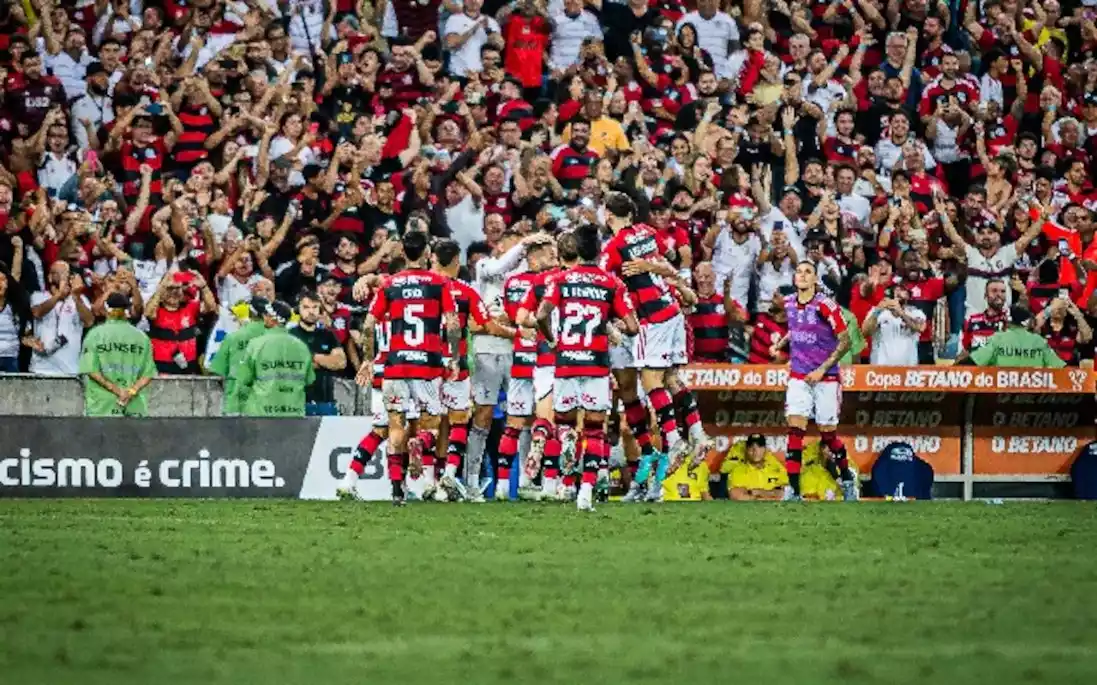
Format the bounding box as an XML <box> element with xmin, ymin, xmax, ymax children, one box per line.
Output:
<box><xmin>403</xmin><ymin>304</ymin><xmax>425</xmax><ymax>347</ymax></box>
<box><xmin>561</xmin><ymin>302</ymin><xmax>602</xmax><ymax>346</ymax></box>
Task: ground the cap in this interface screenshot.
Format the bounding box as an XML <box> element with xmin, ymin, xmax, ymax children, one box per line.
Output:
<box><xmin>105</xmin><ymin>292</ymin><xmax>130</xmax><ymax>310</ymax></box>
<box><xmin>781</xmin><ymin>184</ymin><xmax>802</xmax><ymax>198</ymax></box>
<box><xmin>249</xmin><ymin>297</ymin><xmax>272</xmax><ymax>318</ymax></box>
<box><xmin>650</xmin><ymin>196</ymin><xmax>669</xmax><ymax>211</ymax></box>
<box><xmin>503</xmin><ymin>74</ymin><xmax>523</xmax><ymax>88</ymax></box>
<box><xmin>1010</xmin><ymin>305</ymin><xmax>1033</xmax><ymax>327</ymax></box>
<box><xmin>85</xmin><ymin>61</ymin><xmax>107</xmax><ymax>78</ymax></box>
<box><xmin>745</xmin><ymin>433</ymin><xmax>766</xmax><ymax>448</ymax></box>
<box><xmin>1084</xmin><ymin>92</ymin><xmax>1097</xmax><ymax>106</ymax></box>
<box><xmin>270</xmin><ymin>300</ymin><xmax>294</xmax><ymax>324</ymax></box>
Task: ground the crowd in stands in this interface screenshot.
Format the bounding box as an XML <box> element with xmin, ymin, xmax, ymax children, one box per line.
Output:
<box><xmin>2</xmin><ymin>0</ymin><xmax>1097</xmax><ymax>391</ymax></box>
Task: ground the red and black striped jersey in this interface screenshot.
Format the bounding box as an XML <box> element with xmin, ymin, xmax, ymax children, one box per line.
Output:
<box><xmin>447</xmin><ymin>277</ymin><xmax>491</xmax><ymax>381</ymax></box>
<box><xmin>483</xmin><ymin>191</ymin><xmax>514</xmax><ymax>225</ymax></box>
<box><xmin>120</xmin><ymin>138</ymin><xmax>166</xmax><ymax>202</ymax></box>
<box><xmin>689</xmin><ymin>293</ymin><xmax>731</xmax><ymax>362</ymax></box>
<box><xmin>376</xmin><ymin>65</ymin><xmax>430</xmax><ymax>112</ymax></box>
<box><xmin>519</xmin><ymin>268</ymin><xmax>563</xmax><ymax>369</ymax></box>
<box><xmin>1042</xmin><ymin>319</ymin><xmax>1080</xmax><ymax>364</ymax></box>
<box><xmin>368</xmin><ymin>269</ymin><xmax>457</xmax><ymax>380</ymax></box>
<box><xmin>549</xmin><ymin>143</ymin><xmax>599</xmax><ymax>190</ymax></box>
<box><xmin>544</xmin><ymin>265</ymin><xmax>634</xmax><ymax>378</ymax></box>
<box><xmin>748</xmin><ymin>313</ymin><xmax>788</xmax><ymax>364</ymax></box>
<box><xmin>962</xmin><ymin>309</ymin><xmax>1007</xmax><ymax>351</ymax></box>
<box><xmin>173</xmin><ymin>103</ymin><xmax>215</xmax><ymax>167</ymax></box>
<box><xmin>372</xmin><ymin>319</ymin><xmax>391</xmax><ymax>390</ymax></box>
<box><xmin>496</xmin><ymin>98</ymin><xmax>535</xmax><ymax>131</ymax></box>
<box><xmin>504</xmin><ymin>270</ymin><xmax>541</xmax><ymax>379</ymax></box>
<box><xmin>600</xmin><ymin>223</ymin><xmax>681</xmax><ymax>325</ymax></box>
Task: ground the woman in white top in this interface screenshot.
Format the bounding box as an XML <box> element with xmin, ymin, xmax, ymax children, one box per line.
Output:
<box><xmin>267</xmin><ymin>113</ymin><xmax>319</xmax><ymax>187</ymax></box>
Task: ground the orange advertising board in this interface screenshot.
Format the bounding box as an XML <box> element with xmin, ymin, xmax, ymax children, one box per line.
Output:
<box><xmin>686</xmin><ymin>365</ymin><xmax>1096</xmax><ymax>480</ymax></box>
<box><xmin>695</xmin><ymin>389</ymin><xmax>962</xmax><ymax>475</ymax></box>
<box><xmin>680</xmin><ymin>364</ymin><xmax>1094</xmax><ymax>394</ymax></box>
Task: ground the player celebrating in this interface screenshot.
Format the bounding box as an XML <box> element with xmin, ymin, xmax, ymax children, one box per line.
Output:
<box><xmin>770</xmin><ymin>261</ymin><xmax>857</xmax><ymax>502</ymax></box>
<box><xmin>600</xmin><ymin>193</ymin><xmax>709</xmax><ymax>502</ymax></box>
<box><xmin>430</xmin><ymin>239</ymin><xmax>516</xmax><ymax>501</ymax></box>
<box><xmin>496</xmin><ymin>239</ymin><xmax>558</xmax><ymax>501</ymax></box>
<box><xmin>516</xmin><ymin>232</ymin><xmax>581</xmax><ymax>500</ymax></box>
<box><xmin>340</xmin><ymin>231</ymin><xmax>459</xmax><ymax>506</ymax></box>
<box><xmin>536</xmin><ymin>224</ymin><xmax>639</xmax><ymax>511</ymax></box>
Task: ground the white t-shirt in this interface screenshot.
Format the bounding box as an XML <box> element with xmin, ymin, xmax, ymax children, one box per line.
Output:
<box><xmin>755</xmin><ymin>256</ymin><xmax>795</xmax><ymax>314</ymax></box>
<box><xmin>0</xmin><ymin>303</ymin><xmax>19</xmax><ymax>359</ymax></box>
<box><xmin>838</xmin><ymin>193</ymin><xmax>872</xmax><ymax>229</ymax></box>
<box><xmin>676</xmin><ymin>12</ymin><xmax>738</xmax><ymax>78</ymax></box>
<box><xmin>549</xmin><ymin>11</ymin><xmax>602</xmax><ymax>70</ymax></box>
<box><xmin>711</xmin><ymin>230</ymin><xmax>760</xmax><ymax>307</ymax></box>
<box><xmin>29</xmin><ymin>292</ymin><xmax>89</xmax><ymax>376</ymax></box>
<box><xmin>964</xmin><ymin>244</ymin><xmax>1019</xmax><ymax>316</ymax></box>
<box><xmin>445</xmin><ymin>194</ymin><xmax>486</xmax><ymax>262</ymax></box>
<box><xmin>869</xmin><ymin>306</ymin><xmax>926</xmax><ymax>365</ymax></box>
<box><xmin>445</xmin><ymin>13</ymin><xmax>502</xmax><ymax>76</ymax></box>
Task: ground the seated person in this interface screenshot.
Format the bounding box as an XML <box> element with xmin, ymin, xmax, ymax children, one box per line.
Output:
<box><xmin>728</xmin><ymin>434</ymin><xmax>788</xmax><ymax>501</ymax></box>
<box><xmin>801</xmin><ymin>440</ymin><xmax>859</xmax><ymax>500</ymax></box>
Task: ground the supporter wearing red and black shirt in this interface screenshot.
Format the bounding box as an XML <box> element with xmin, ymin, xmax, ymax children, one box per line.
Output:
<box><xmin>550</xmin><ymin>119</ymin><xmax>599</xmax><ymax>191</ymax></box>
<box><xmin>688</xmin><ymin>263</ymin><xmax>744</xmax><ymax>362</ymax></box>
<box><xmin>748</xmin><ymin>291</ymin><xmax>789</xmax><ymax>364</ymax></box>
<box><xmin>495</xmin><ymin>77</ymin><xmax>535</xmax><ymax>131</ymax></box>
<box><xmin>7</xmin><ymin>52</ymin><xmax>65</xmax><ymax>133</ymax></box>
<box><xmin>962</xmin><ymin>279</ymin><xmax>1008</xmax><ymax>351</ymax></box>
<box><xmin>173</xmin><ymin>92</ymin><xmax>218</xmax><ymax>170</ymax></box>
<box><xmin>114</xmin><ymin>112</ymin><xmax>176</xmax><ymax>209</ymax></box>
<box><xmin>389</xmin><ymin>0</ymin><xmax>443</xmax><ymax>41</ymax></box>
<box><xmin>375</xmin><ymin>38</ymin><xmax>434</xmax><ymax>113</ymax></box>
<box><xmin>146</xmin><ymin>272</ymin><xmax>216</xmax><ymax>375</ymax></box>
<box><xmin>1037</xmin><ymin>298</ymin><xmax>1092</xmax><ymax>365</ymax></box>
<box><xmin>897</xmin><ymin>249</ymin><xmax>948</xmax><ymax>364</ymax></box>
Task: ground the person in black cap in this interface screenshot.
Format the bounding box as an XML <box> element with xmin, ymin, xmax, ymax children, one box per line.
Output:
<box><xmin>78</xmin><ymin>293</ymin><xmax>156</xmax><ymax>417</ymax></box>
<box><xmin>237</xmin><ymin>300</ymin><xmax>316</xmax><ymax>417</ymax></box>
<box><xmin>209</xmin><ymin>296</ymin><xmax>277</xmax><ymax>416</ymax></box>
<box><xmin>71</xmin><ymin>61</ymin><xmax>114</xmax><ymax>151</ymax></box>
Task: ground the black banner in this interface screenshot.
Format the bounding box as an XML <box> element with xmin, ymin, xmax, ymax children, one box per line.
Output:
<box><xmin>0</xmin><ymin>418</ymin><xmax>319</xmax><ymax>497</ymax></box>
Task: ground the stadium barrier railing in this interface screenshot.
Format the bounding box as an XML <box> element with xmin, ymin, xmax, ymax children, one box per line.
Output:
<box><xmin>1</xmin><ymin>366</ymin><xmax>1093</xmax><ymax>499</ymax></box>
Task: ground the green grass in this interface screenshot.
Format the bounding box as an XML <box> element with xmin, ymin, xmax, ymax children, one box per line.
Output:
<box><xmin>2</xmin><ymin>501</ymin><xmax>1097</xmax><ymax>684</ymax></box>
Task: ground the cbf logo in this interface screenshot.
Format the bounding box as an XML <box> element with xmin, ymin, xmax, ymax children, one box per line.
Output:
<box><xmin>327</xmin><ymin>447</ymin><xmax>384</xmax><ymax>480</ymax></box>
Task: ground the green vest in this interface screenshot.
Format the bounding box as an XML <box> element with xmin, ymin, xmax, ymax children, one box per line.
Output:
<box><xmin>209</xmin><ymin>321</ymin><xmax>271</xmax><ymax>414</ymax></box>
<box><xmin>79</xmin><ymin>319</ymin><xmax>157</xmax><ymax>417</ymax></box>
<box><xmin>969</xmin><ymin>326</ymin><xmax>1067</xmax><ymax>368</ymax></box>
<box><xmin>237</xmin><ymin>328</ymin><xmax>316</xmax><ymax>417</ymax></box>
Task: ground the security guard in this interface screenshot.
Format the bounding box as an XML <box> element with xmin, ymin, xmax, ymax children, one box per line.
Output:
<box><xmin>237</xmin><ymin>301</ymin><xmax>315</xmax><ymax>417</ymax></box>
<box><xmin>209</xmin><ymin>297</ymin><xmax>276</xmax><ymax>415</ymax></box>
<box><xmin>79</xmin><ymin>293</ymin><xmax>157</xmax><ymax>417</ymax></box>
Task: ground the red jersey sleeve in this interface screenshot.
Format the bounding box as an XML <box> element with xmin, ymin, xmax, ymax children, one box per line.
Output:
<box><xmin>544</xmin><ymin>276</ymin><xmax>562</xmax><ymax>308</ymax></box>
<box><xmin>368</xmin><ymin>284</ymin><xmax>389</xmax><ymax>320</ymax></box>
<box><xmin>440</xmin><ymin>277</ymin><xmax>457</xmax><ymax>314</ymax></box>
<box><xmin>612</xmin><ymin>278</ymin><xmax>635</xmax><ymax>319</ymax></box>
<box><xmin>819</xmin><ymin>298</ymin><xmax>848</xmax><ymax>334</ymax></box>
<box><xmin>466</xmin><ymin>285</ymin><xmax>491</xmax><ymax>326</ymax></box>
<box><xmin>518</xmin><ymin>280</ymin><xmax>539</xmax><ymax>314</ymax></box>
<box><xmin>600</xmin><ymin>235</ymin><xmax>622</xmax><ymax>274</ymax></box>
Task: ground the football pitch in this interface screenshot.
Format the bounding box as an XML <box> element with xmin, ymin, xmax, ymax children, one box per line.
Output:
<box><xmin>3</xmin><ymin>501</ymin><xmax>1097</xmax><ymax>684</ymax></box>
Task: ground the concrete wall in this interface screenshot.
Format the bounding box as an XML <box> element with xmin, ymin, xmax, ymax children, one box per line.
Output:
<box><xmin>0</xmin><ymin>374</ymin><xmax>365</xmax><ymax>417</ymax></box>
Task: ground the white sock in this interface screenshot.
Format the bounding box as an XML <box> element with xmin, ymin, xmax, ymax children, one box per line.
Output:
<box><xmin>444</xmin><ymin>463</ymin><xmax>458</xmax><ymax>479</ymax></box>
<box><xmin>579</xmin><ymin>482</ymin><xmax>594</xmax><ymax>499</ymax></box>
<box><xmin>665</xmin><ymin>430</ymin><xmax>682</xmax><ymax>450</ymax></box>
<box><xmin>542</xmin><ymin>476</ymin><xmax>557</xmax><ymax>495</ymax></box>
<box><xmin>518</xmin><ymin>472</ymin><xmax>532</xmax><ymax>489</ymax></box>
<box><xmin>341</xmin><ymin>468</ymin><xmax>359</xmax><ymax>488</ymax></box>
<box><xmin>423</xmin><ymin>464</ymin><xmax>436</xmax><ymax>485</ymax></box>
<box><xmin>689</xmin><ymin>422</ymin><xmax>705</xmax><ymax>443</ymax></box>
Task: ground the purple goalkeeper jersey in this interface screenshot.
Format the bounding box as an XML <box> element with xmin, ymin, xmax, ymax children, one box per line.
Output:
<box><xmin>783</xmin><ymin>292</ymin><xmax>847</xmax><ymax>379</ymax></box>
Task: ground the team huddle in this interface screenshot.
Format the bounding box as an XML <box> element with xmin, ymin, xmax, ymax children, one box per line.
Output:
<box><xmin>337</xmin><ymin>194</ymin><xmax>857</xmax><ymax>509</ymax></box>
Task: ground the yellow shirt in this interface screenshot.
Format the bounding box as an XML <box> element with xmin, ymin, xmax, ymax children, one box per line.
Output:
<box><xmin>729</xmin><ymin>454</ymin><xmax>788</xmax><ymax>492</ymax></box>
<box><xmin>562</xmin><ymin>116</ymin><xmax>630</xmax><ymax>156</ymax></box>
<box><xmin>662</xmin><ymin>460</ymin><xmax>710</xmax><ymax>501</ymax></box>
<box><xmin>1022</xmin><ymin>19</ymin><xmax>1067</xmax><ymax>55</ymax></box>
<box><xmin>800</xmin><ymin>441</ymin><xmax>854</xmax><ymax>500</ymax></box>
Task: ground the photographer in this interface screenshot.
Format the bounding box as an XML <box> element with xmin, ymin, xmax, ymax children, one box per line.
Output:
<box><xmin>27</xmin><ymin>260</ymin><xmax>94</xmax><ymax>376</ymax></box>
<box><xmin>144</xmin><ymin>270</ymin><xmax>216</xmax><ymax>375</ymax></box>
<box><xmin>861</xmin><ymin>284</ymin><xmax>926</xmax><ymax>366</ymax></box>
